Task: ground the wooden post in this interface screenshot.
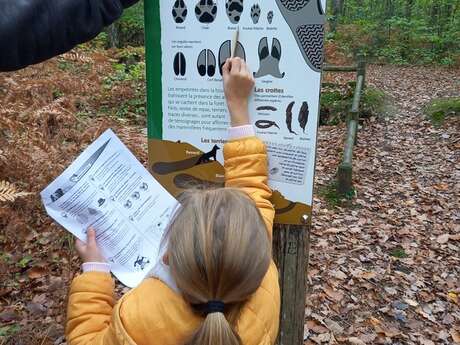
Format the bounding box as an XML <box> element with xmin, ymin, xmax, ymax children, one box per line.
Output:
<box><xmin>273</xmin><ymin>220</ymin><xmax>309</xmax><ymax>345</ymax></box>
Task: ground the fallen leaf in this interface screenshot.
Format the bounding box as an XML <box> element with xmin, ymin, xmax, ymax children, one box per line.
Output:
<box><xmin>451</xmin><ymin>328</ymin><xmax>460</xmax><ymax>343</ymax></box>
<box><xmin>404</xmin><ymin>298</ymin><xmax>419</xmax><ymax>307</ymax></box>
<box><xmin>324</xmin><ymin>287</ymin><xmax>344</xmax><ymax>302</ymax></box>
<box><xmin>436</xmin><ymin>234</ymin><xmax>450</xmax><ymax>244</ymax></box>
<box><xmin>324</xmin><ymin>318</ymin><xmax>344</xmax><ymax>335</ymax></box>
<box><xmin>306</xmin><ymin>320</ymin><xmax>329</xmax><ymax>334</ymax></box>
<box><xmin>419</xmin><ymin>337</ymin><xmax>435</xmax><ymax>345</ymax></box>
<box><xmin>348</xmin><ymin>336</ymin><xmax>366</xmax><ymax>345</ymax></box>
<box><xmin>27</xmin><ymin>266</ymin><xmax>47</xmax><ymax>279</ymax></box>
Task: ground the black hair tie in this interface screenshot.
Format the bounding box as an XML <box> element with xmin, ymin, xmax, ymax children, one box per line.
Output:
<box><xmin>194</xmin><ymin>300</ymin><xmax>225</xmax><ymax>315</ymax></box>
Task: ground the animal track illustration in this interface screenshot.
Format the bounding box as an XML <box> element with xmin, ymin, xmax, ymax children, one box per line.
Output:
<box><xmin>218</xmin><ymin>40</ymin><xmax>246</xmax><ymax>75</ymax></box>
<box><xmin>226</xmin><ymin>0</ymin><xmax>244</xmax><ymax>24</ymax></box>
<box><xmin>275</xmin><ymin>0</ymin><xmax>325</xmax><ymax>72</ymax></box>
<box><xmin>172</xmin><ymin>0</ymin><xmax>188</xmax><ymax>24</ymax></box>
<box><xmin>254</xmin><ymin>37</ymin><xmax>285</xmax><ymax>79</ymax></box>
<box><xmin>197</xmin><ymin>49</ymin><xmax>216</xmax><ymax>77</ymax></box>
<box><xmin>298</xmin><ymin>101</ymin><xmax>309</xmax><ymax>132</ymax></box>
<box><xmin>267</xmin><ymin>10</ymin><xmax>274</xmax><ymax>24</ymax></box>
<box><xmin>173</xmin><ymin>52</ymin><xmax>186</xmax><ymax>76</ymax></box>
<box><xmin>251</xmin><ymin>4</ymin><xmax>261</xmax><ymax>24</ymax></box>
<box><xmin>195</xmin><ymin>0</ymin><xmax>218</xmax><ymax>23</ymax></box>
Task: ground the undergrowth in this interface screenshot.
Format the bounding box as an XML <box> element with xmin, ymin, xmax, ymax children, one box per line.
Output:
<box><xmin>424</xmin><ymin>97</ymin><xmax>460</xmax><ymax>127</ymax></box>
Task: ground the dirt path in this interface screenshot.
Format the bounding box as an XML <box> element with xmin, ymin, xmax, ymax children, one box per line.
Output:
<box><xmin>308</xmin><ymin>66</ymin><xmax>460</xmax><ymax>344</ymax></box>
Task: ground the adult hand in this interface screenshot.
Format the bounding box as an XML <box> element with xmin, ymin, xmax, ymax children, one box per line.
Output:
<box><xmin>75</xmin><ymin>228</ymin><xmax>106</xmax><ymax>263</ymax></box>
<box><xmin>222</xmin><ymin>57</ymin><xmax>255</xmax><ymax>127</ymax></box>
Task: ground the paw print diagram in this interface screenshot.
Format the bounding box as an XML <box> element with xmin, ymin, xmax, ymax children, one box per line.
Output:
<box><xmin>250</xmin><ymin>4</ymin><xmax>261</xmax><ymax>24</ymax></box>
<box><xmin>195</xmin><ymin>0</ymin><xmax>218</xmax><ymax>24</ymax></box>
<box><xmin>225</xmin><ymin>0</ymin><xmax>244</xmax><ymax>24</ymax></box>
<box><xmin>197</xmin><ymin>49</ymin><xmax>216</xmax><ymax>77</ymax></box>
<box><xmin>172</xmin><ymin>0</ymin><xmax>188</xmax><ymax>23</ymax></box>
<box><xmin>173</xmin><ymin>52</ymin><xmax>186</xmax><ymax>76</ymax></box>
<box><xmin>218</xmin><ymin>40</ymin><xmax>246</xmax><ymax>75</ymax></box>
<box><xmin>254</xmin><ymin>37</ymin><xmax>285</xmax><ymax>79</ymax></box>
<box><xmin>274</xmin><ymin>0</ymin><xmax>326</xmax><ymax>71</ymax></box>
<box><xmin>267</xmin><ymin>10</ymin><xmax>274</xmax><ymax>24</ymax></box>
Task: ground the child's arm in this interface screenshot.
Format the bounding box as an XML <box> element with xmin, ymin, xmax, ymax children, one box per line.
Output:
<box><xmin>222</xmin><ymin>58</ymin><xmax>275</xmax><ymax>238</ymax></box>
<box><xmin>65</xmin><ymin>229</ymin><xmax>119</xmax><ymax>345</ymax></box>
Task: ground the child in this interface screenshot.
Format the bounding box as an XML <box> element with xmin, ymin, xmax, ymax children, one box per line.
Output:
<box><xmin>66</xmin><ymin>57</ymin><xmax>280</xmax><ymax>345</ymax></box>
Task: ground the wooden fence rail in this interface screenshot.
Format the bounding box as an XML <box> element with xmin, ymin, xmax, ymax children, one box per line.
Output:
<box><xmin>322</xmin><ymin>55</ymin><xmax>366</xmax><ymax>194</ymax></box>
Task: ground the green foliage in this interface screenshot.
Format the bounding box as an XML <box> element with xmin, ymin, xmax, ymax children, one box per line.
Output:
<box><xmin>320</xmin><ymin>83</ymin><xmax>389</xmax><ymax>125</ymax></box>
<box><xmin>391</xmin><ymin>247</ymin><xmax>409</xmax><ymax>258</ymax></box>
<box><xmin>0</xmin><ymin>324</ymin><xmax>20</xmax><ymax>337</ymax></box>
<box><xmin>330</xmin><ymin>0</ymin><xmax>460</xmax><ymax>65</ymax></box>
<box><xmin>17</xmin><ymin>255</ymin><xmax>32</xmax><ymax>268</ymax></box>
<box><xmin>118</xmin><ymin>1</ymin><xmax>145</xmax><ymax>47</ymax></box>
<box><xmin>424</xmin><ymin>97</ymin><xmax>460</xmax><ymax>126</ymax></box>
<box><xmin>318</xmin><ymin>181</ymin><xmax>356</xmax><ymax>207</ymax></box>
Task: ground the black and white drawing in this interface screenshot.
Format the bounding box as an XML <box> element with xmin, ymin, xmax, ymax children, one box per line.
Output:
<box><xmin>134</xmin><ymin>256</ymin><xmax>150</xmax><ymax>270</ymax></box>
<box><xmin>225</xmin><ymin>0</ymin><xmax>244</xmax><ymax>24</ymax></box>
<box><xmin>197</xmin><ymin>49</ymin><xmax>216</xmax><ymax>77</ymax></box>
<box><xmin>195</xmin><ymin>0</ymin><xmax>218</xmax><ymax>23</ymax></box>
<box><xmin>267</xmin><ymin>10</ymin><xmax>274</xmax><ymax>24</ymax></box>
<box><xmin>173</xmin><ymin>52</ymin><xmax>186</xmax><ymax>76</ymax></box>
<box><xmin>275</xmin><ymin>0</ymin><xmax>325</xmax><ymax>72</ymax></box>
<box><xmin>256</xmin><ymin>105</ymin><xmax>277</xmax><ymax>111</ymax></box>
<box><xmin>254</xmin><ymin>37</ymin><xmax>285</xmax><ymax>79</ymax></box>
<box><xmin>250</xmin><ymin>4</ymin><xmax>261</xmax><ymax>24</ymax></box>
<box><xmin>298</xmin><ymin>101</ymin><xmax>309</xmax><ymax>132</ymax></box>
<box><xmin>172</xmin><ymin>0</ymin><xmax>188</xmax><ymax>23</ymax></box>
<box><xmin>255</xmin><ymin>120</ymin><xmax>280</xmax><ymax>130</ymax></box>
<box><xmin>218</xmin><ymin>40</ymin><xmax>246</xmax><ymax>75</ymax></box>
<box><xmin>286</xmin><ymin>101</ymin><xmax>297</xmax><ymax>135</ymax></box>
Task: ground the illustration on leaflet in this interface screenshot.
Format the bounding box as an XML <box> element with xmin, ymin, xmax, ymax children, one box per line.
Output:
<box><xmin>173</xmin><ymin>52</ymin><xmax>186</xmax><ymax>76</ymax></box>
<box><xmin>172</xmin><ymin>0</ymin><xmax>188</xmax><ymax>23</ymax></box>
<box><xmin>195</xmin><ymin>0</ymin><xmax>218</xmax><ymax>23</ymax></box>
<box><xmin>254</xmin><ymin>37</ymin><xmax>285</xmax><ymax>79</ymax></box>
<box><xmin>250</xmin><ymin>4</ymin><xmax>261</xmax><ymax>24</ymax></box>
<box><xmin>218</xmin><ymin>40</ymin><xmax>246</xmax><ymax>75</ymax></box>
<box><xmin>197</xmin><ymin>49</ymin><xmax>217</xmax><ymax>77</ymax></box>
<box><xmin>274</xmin><ymin>0</ymin><xmax>325</xmax><ymax>71</ymax></box>
<box><xmin>225</xmin><ymin>0</ymin><xmax>244</xmax><ymax>24</ymax></box>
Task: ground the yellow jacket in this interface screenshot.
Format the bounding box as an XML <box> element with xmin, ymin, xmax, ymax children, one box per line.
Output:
<box><xmin>66</xmin><ymin>137</ymin><xmax>280</xmax><ymax>345</ymax></box>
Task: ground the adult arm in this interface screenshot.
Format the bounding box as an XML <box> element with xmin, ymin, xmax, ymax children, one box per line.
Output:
<box><xmin>0</xmin><ymin>0</ymin><xmax>138</xmax><ymax>72</ymax></box>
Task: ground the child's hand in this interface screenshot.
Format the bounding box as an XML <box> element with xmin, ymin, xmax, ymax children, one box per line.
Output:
<box><xmin>222</xmin><ymin>57</ymin><xmax>255</xmax><ymax>127</ymax></box>
<box><xmin>75</xmin><ymin>228</ymin><xmax>106</xmax><ymax>263</ymax></box>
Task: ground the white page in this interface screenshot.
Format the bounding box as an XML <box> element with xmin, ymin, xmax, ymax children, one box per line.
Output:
<box><xmin>41</xmin><ymin>129</ymin><xmax>179</xmax><ymax>287</ymax></box>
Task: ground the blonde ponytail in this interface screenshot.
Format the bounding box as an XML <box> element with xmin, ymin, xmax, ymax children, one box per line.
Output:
<box><xmin>165</xmin><ymin>188</ymin><xmax>271</xmax><ymax>345</ymax></box>
<box><xmin>187</xmin><ymin>312</ymin><xmax>241</xmax><ymax>345</ymax></box>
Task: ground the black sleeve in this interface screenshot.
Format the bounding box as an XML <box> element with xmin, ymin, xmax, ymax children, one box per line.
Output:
<box><xmin>0</xmin><ymin>0</ymin><xmax>139</xmax><ymax>72</ymax></box>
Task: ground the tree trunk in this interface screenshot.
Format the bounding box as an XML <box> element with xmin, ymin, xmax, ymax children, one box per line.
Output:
<box><xmin>107</xmin><ymin>23</ymin><xmax>120</xmax><ymax>48</ymax></box>
<box><xmin>273</xmin><ymin>223</ymin><xmax>310</xmax><ymax>345</ymax></box>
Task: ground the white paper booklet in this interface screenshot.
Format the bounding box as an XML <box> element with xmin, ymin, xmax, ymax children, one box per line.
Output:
<box><xmin>41</xmin><ymin>129</ymin><xmax>179</xmax><ymax>287</ymax></box>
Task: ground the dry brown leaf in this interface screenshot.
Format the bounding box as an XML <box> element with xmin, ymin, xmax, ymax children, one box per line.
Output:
<box><xmin>306</xmin><ymin>320</ymin><xmax>329</xmax><ymax>334</ymax></box>
<box><xmin>451</xmin><ymin>328</ymin><xmax>460</xmax><ymax>343</ymax></box>
<box><xmin>436</xmin><ymin>234</ymin><xmax>450</xmax><ymax>244</ymax></box>
<box><xmin>324</xmin><ymin>287</ymin><xmax>344</xmax><ymax>302</ymax></box>
<box><xmin>348</xmin><ymin>337</ymin><xmax>366</xmax><ymax>345</ymax></box>
<box><xmin>27</xmin><ymin>267</ymin><xmax>48</xmax><ymax>279</ymax></box>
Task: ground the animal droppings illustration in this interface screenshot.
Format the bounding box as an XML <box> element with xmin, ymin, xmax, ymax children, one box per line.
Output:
<box><xmin>298</xmin><ymin>101</ymin><xmax>309</xmax><ymax>132</ymax></box>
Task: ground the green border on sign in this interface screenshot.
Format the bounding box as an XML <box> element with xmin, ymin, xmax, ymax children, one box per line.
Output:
<box><xmin>145</xmin><ymin>0</ymin><xmax>163</xmax><ymax>140</ymax></box>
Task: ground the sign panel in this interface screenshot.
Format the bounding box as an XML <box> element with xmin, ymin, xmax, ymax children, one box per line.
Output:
<box><xmin>145</xmin><ymin>0</ymin><xmax>326</xmax><ymax>225</ymax></box>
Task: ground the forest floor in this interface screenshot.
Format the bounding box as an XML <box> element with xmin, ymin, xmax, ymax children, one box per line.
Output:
<box><xmin>0</xmin><ymin>50</ymin><xmax>459</xmax><ymax>345</ymax></box>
